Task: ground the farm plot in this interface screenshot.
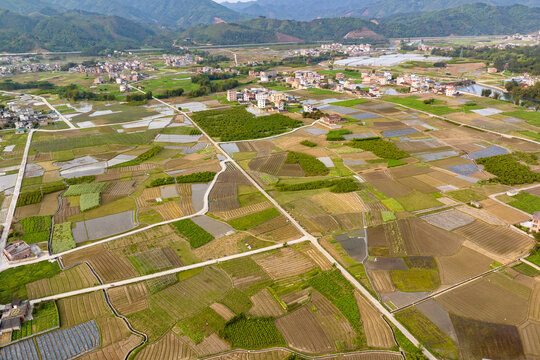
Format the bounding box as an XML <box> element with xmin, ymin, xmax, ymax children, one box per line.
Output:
<box><xmin>210</xmin><ymin>303</ymin><xmax>235</xmax><ymax>321</ymax></box>
<box><xmin>530</xmin><ymin>284</ymin><xmax>540</xmax><ymax>322</ymax></box>
<box><xmin>479</xmin><ymin>198</ymin><xmax>530</xmax><ymax>224</ymax></box>
<box><xmin>53</xmin><ymin>198</ymin><xmax>80</xmax><ymax>224</ymax></box>
<box><xmin>95</xmin><ymin>317</ymin><xmax>131</xmax><ymax>348</ymax></box>
<box><xmin>87</xmin><ymin>250</ymin><xmax>138</xmax><ymax>283</ymax></box>
<box><xmin>153</xmin><ymin>201</ymin><xmax>184</xmax><ymax>220</ymax></box>
<box><xmin>191</xmin><ymin>215</ymin><xmax>234</xmax><ymax>239</ymax></box>
<box><xmin>275</xmin><ymin>306</ymin><xmax>335</xmax><ymax>354</ymax></box>
<box><xmin>416</xmin><ymin>299</ymin><xmax>458</xmax><ymax>342</ymax></box>
<box><xmin>310</xmin><ymin>192</ymin><xmax>367</xmax><ymax>214</ymax></box>
<box><xmin>453</xmin><ymin>221</ymin><xmax>534</xmax><ymax>260</ymax></box>
<box><xmin>354</xmin><ymin>292</ymin><xmax>395</xmax><ymax>348</ymax></box>
<box><xmin>397</xmin><ymin>218</ymin><xmax>464</xmax><ymax>256</ymax></box>
<box><xmin>362</xmin><ymin>172</ymin><xmax>412</xmax><ymax>198</ymax></box>
<box><xmin>101</xmin><ymin>180</ymin><xmax>136</xmax><ymax>204</ymax></box>
<box><xmin>420</xmin><ymin>209</ymin><xmax>474</xmax><ymax>231</ymax></box>
<box><xmin>519</xmin><ymin>322</ymin><xmax>540</xmax><ymax>358</ymax></box>
<box><xmin>436</xmin><ymin>247</ymin><xmax>494</xmax><ymax>285</ymax></box>
<box><xmin>75</xmin><ymin>211</ymin><xmax>137</xmax><ymax>242</ymax></box>
<box><xmin>248</xmin><ymin>289</ymin><xmax>285</xmax><ymax>317</ymax></box>
<box><xmin>214</xmin><ymin>201</ymin><xmax>272</xmax><ymax>221</ymax></box>
<box><xmin>249</xmin><ymin>215</ymin><xmax>302</xmax><ymax>242</ymax></box>
<box><xmin>369</xmin><ymin>270</ymin><xmax>396</xmax><ymax>293</ymax></box>
<box><xmin>81</xmin><ymin>334</ymin><xmax>141</xmax><ymax>360</ymax></box>
<box><xmin>0</xmin><ymin>338</ymin><xmax>40</xmax><ymax>360</ymax></box>
<box><xmin>27</xmin><ymin>263</ymin><xmax>97</xmax><ymax>298</ymax></box>
<box><xmin>193</xmin><ymin>232</ymin><xmax>249</xmax><ymax>262</ymax></box>
<box><xmin>177</xmin><ymin>183</ymin><xmax>195</xmax><ymax>215</ymax></box>
<box><xmin>436</xmin><ymin>277</ymin><xmax>529</xmax><ymax>325</ymax></box>
<box><xmin>57</xmin><ymin>292</ymin><xmax>110</xmax><ymax>327</ymax></box>
<box><xmin>254</xmin><ymin>248</ymin><xmax>315</xmax><ymax>280</ymax></box>
<box><xmin>248</xmin><ymin>153</ymin><xmax>286</xmax><ymax>176</ymax></box>
<box><xmin>35</xmin><ymin>321</ymin><xmax>100</xmax><ymax>360</ymax></box>
<box><xmin>451</xmin><ymin>315</ymin><xmax>525</xmax><ymax>360</ymax></box>
<box><xmin>220</xmin><ymin>257</ymin><xmax>271</xmax><ymax>291</ymax></box>
<box><xmin>108</xmin><ymin>282</ymin><xmax>150</xmax><ymax>316</ymax></box>
<box><xmin>135</xmin><ymin>188</ymin><xmax>161</xmax><ymax>208</ymax></box>
<box><xmin>135</xmin><ymin>332</ymin><xmax>195</xmax><ymax>360</ymax></box>
<box><xmin>129</xmin><ymin>248</ymin><xmax>183</xmax><ymax>275</ymax></box>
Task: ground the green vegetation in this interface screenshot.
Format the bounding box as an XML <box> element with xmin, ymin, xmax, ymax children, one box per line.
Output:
<box><xmin>17</xmin><ymin>181</ymin><xmax>67</xmax><ymax>207</ymax></box>
<box><xmin>0</xmin><ymin>261</ymin><xmax>61</xmax><ymax>303</ymax></box>
<box><xmin>382</xmin><ymin>211</ymin><xmax>397</xmax><ymax>222</ymax></box>
<box><xmin>177</xmin><ymin>307</ymin><xmax>226</xmax><ymax>344</ymax></box>
<box><xmin>64</xmin><ymin>183</ymin><xmax>108</xmax><ymax>197</ymax></box>
<box><xmin>447</xmin><ymin>189</ymin><xmax>487</xmax><ymax>203</ymax></box>
<box><xmin>171</xmin><ymin>219</ymin><xmax>214</xmax><ymax>248</ymax></box>
<box><xmin>396</xmin><ymin>191</ymin><xmax>443</xmax><ymax>212</ymax></box>
<box><xmin>285</xmin><ymin>151</ymin><xmax>329</xmax><ymax>176</ymax></box>
<box><xmin>387</xmin><ymin>159</ymin><xmax>408</xmax><ymax>168</ymax></box>
<box><xmin>477</xmin><ymin>154</ymin><xmax>540</xmax><ymax>185</ymax></box>
<box><xmin>149</xmin><ymin>171</ymin><xmax>216</xmax><ymax>187</ymax></box>
<box><xmin>404</xmin><ymin>256</ymin><xmax>437</xmax><ymax>269</ymax></box>
<box><xmin>227</xmin><ymin>208</ymin><xmax>280</xmax><ymax>230</ymax></box>
<box><xmin>389</xmin><ymin>320</ymin><xmax>429</xmax><ymax>360</ymax></box>
<box><xmin>348</xmin><ymin>138</ymin><xmax>409</xmax><ymax>160</ymax></box>
<box><xmin>224</xmin><ymin>314</ymin><xmax>285</xmax><ymax>349</ymax></box>
<box><xmin>308</xmin><ymin>270</ymin><xmax>362</xmax><ymax>334</ymax></box>
<box><xmin>382</xmin><ymin>198</ymin><xmax>405</xmax><ymax>212</ymax></box>
<box><xmin>51</xmin><ymin>222</ymin><xmax>76</xmax><ymax>254</ymax></box>
<box><xmin>330</xmin><ymin>99</ymin><xmax>369</xmax><ymax>107</ymax></box>
<box><xmin>191</xmin><ymin>107</ymin><xmax>303</xmax><ymax>141</ymax></box>
<box><xmin>390</xmin><ymin>269</ymin><xmax>440</xmax><ymax>292</ymax></box>
<box><xmin>66</xmin><ymin>176</ymin><xmax>96</xmax><ymax>185</ymax></box>
<box><xmin>276</xmin><ymin>178</ymin><xmax>359</xmax><ymax>193</ymax></box>
<box><xmin>219</xmin><ymin>288</ymin><xmax>253</xmax><ymax>314</ymax></box>
<box><xmin>383</xmin><ymin>96</ymin><xmax>456</xmax><ymax>115</ymax></box>
<box><xmin>306</xmin><ymin>88</ymin><xmax>338</xmax><ymax>95</ymax></box>
<box><xmin>111</xmin><ymin>146</ymin><xmax>162</xmax><ymax>168</ymax></box>
<box><xmin>512</xmin><ymin>262</ymin><xmax>540</xmax><ymax>277</ymax></box>
<box><xmin>19</xmin><ymin>215</ymin><xmax>51</xmax><ymax>244</ymax></box>
<box><xmin>300</xmin><ymin>140</ymin><xmax>317</xmax><ymax>148</ymax></box>
<box><xmin>12</xmin><ymin>302</ymin><xmax>59</xmax><ymax>340</ymax></box>
<box><xmin>396</xmin><ymin>308</ymin><xmax>457</xmax><ymax>359</ymax></box>
<box><xmin>160</xmin><ymin>127</ymin><xmax>202</xmax><ymax>136</ymax></box>
<box><xmin>503</xmin><ymin>110</ymin><xmax>540</xmax><ymax>126</ymax></box>
<box><xmin>327</xmin><ymin>129</ymin><xmax>353</xmax><ymax>141</ymax></box>
<box><xmin>80</xmin><ymin>193</ymin><xmax>101</xmax><ymax>212</ymax></box>
<box><xmin>509</xmin><ymin>192</ymin><xmax>540</xmax><ymax>214</ymax></box>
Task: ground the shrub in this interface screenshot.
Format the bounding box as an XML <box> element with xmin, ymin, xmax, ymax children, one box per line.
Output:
<box><xmin>20</xmin><ymin>216</ymin><xmax>51</xmax><ymax>233</ymax></box>
<box><xmin>224</xmin><ymin>314</ymin><xmax>285</xmax><ymax>349</ymax></box>
<box><xmin>300</xmin><ymin>140</ymin><xmax>317</xmax><ymax>147</ymax></box>
<box><xmin>149</xmin><ymin>171</ymin><xmax>216</xmax><ymax>188</ymax></box>
<box><xmin>51</xmin><ymin>222</ymin><xmax>76</xmax><ymax>254</ymax></box>
<box><xmin>17</xmin><ymin>181</ymin><xmax>67</xmax><ymax>206</ymax></box>
<box><xmin>348</xmin><ymin>138</ymin><xmax>409</xmax><ymax>160</ymax></box>
<box><xmin>477</xmin><ymin>154</ymin><xmax>540</xmax><ymax>185</ymax></box>
<box><xmin>80</xmin><ymin>193</ymin><xmax>100</xmax><ymax>212</ymax></box>
<box><xmin>111</xmin><ymin>146</ymin><xmax>162</xmax><ymax>168</ymax></box>
<box><xmin>286</xmin><ymin>151</ymin><xmax>329</xmax><ymax>176</ymax></box>
<box><xmin>330</xmin><ymin>178</ymin><xmax>360</xmax><ymax>193</ymax></box>
<box><xmin>326</xmin><ymin>129</ymin><xmax>352</xmax><ymax>141</ymax></box>
<box><xmin>170</xmin><ymin>219</ymin><xmax>213</xmax><ymax>248</ymax></box>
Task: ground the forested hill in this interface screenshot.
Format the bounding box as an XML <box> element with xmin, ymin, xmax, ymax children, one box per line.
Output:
<box><xmin>0</xmin><ymin>9</ymin><xmax>162</xmax><ymax>53</ymax></box>
<box><xmin>180</xmin><ymin>3</ymin><xmax>540</xmax><ymax>45</ymax></box>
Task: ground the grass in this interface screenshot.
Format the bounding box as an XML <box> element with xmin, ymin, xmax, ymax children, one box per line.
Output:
<box><xmin>300</xmin><ymin>140</ymin><xmax>317</xmax><ymax>148</ymax></box>
<box><xmin>384</xmin><ymin>96</ymin><xmax>456</xmax><ymax>116</ymax></box>
<box><xmin>348</xmin><ymin>138</ymin><xmax>409</xmax><ymax>160</ymax></box>
<box><xmin>224</xmin><ymin>314</ymin><xmax>285</xmax><ymax>349</ymax></box>
<box><xmin>80</xmin><ymin>193</ymin><xmax>100</xmax><ymax>212</ymax></box>
<box><xmin>64</xmin><ymin>183</ymin><xmax>108</xmax><ymax>197</ymax></box>
<box><xmin>227</xmin><ymin>208</ymin><xmax>280</xmax><ymax>230</ymax></box>
<box><xmin>238</xmin><ymin>191</ymin><xmax>266</xmax><ymax>207</ymax></box>
<box><xmin>519</xmin><ymin>130</ymin><xmax>540</xmax><ymax>141</ymax></box>
<box><xmin>382</xmin><ymin>211</ymin><xmax>396</xmax><ymax>222</ymax></box>
<box><xmin>177</xmin><ymin>307</ymin><xmax>226</xmax><ymax>344</ymax></box>
<box><xmin>382</xmin><ymin>198</ymin><xmax>405</xmax><ymax>212</ymax></box>
<box><xmin>170</xmin><ymin>219</ymin><xmax>214</xmax><ymax>248</ymax></box>
<box><xmin>11</xmin><ymin>301</ymin><xmax>59</xmax><ymax>340</ymax></box>
<box><xmin>396</xmin><ymin>191</ymin><xmax>443</xmax><ymax>212</ymax></box>
<box><xmin>509</xmin><ymin>192</ymin><xmax>540</xmax><ymax>214</ymax></box>
<box><xmin>0</xmin><ymin>261</ymin><xmax>61</xmax><ymax>303</ymax></box>
<box><xmin>512</xmin><ymin>262</ymin><xmax>540</xmax><ymax>277</ymax></box>
<box><xmin>526</xmin><ymin>249</ymin><xmax>540</xmax><ymax>267</ymax></box>
<box><xmin>51</xmin><ymin>222</ymin><xmax>76</xmax><ymax>254</ymax></box>
<box><xmin>306</xmin><ymin>88</ymin><xmax>338</xmax><ymax>95</ymax></box>
<box><xmin>219</xmin><ymin>288</ymin><xmax>253</xmax><ymax>314</ymax></box>
<box><xmin>387</xmin><ymin>159</ymin><xmax>407</xmax><ymax>168</ymax></box>
<box><xmin>502</xmin><ymin>110</ymin><xmax>540</xmax><ymax>126</ymax></box>
<box><xmin>388</xmin><ymin>319</ymin><xmax>429</xmax><ymax>360</ymax></box>
<box><xmin>396</xmin><ymin>308</ymin><xmax>458</xmax><ymax>359</ymax></box>
<box><xmin>330</xmin><ymin>99</ymin><xmax>370</xmax><ymax>107</ymax></box>
<box><xmin>390</xmin><ymin>269</ymin><xmax>440</xmax><ymax>292</ymax></box>
<box><xmin>447</xmin><ymin>189</ymin><xmax>487</xmax><ymax>203</ymax></box>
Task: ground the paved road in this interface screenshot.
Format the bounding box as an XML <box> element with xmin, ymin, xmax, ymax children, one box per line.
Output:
<box><xmin>0</xmin><ymin>130</ymin><xmax>34</xmax><ymax>267</ymax></box>
<box><xmin>37</xmin><ymin>95</ymin><xmax>76</xmax><ymax>129</ymax></box>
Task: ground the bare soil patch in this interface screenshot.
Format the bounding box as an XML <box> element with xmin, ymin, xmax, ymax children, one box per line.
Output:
<box><xmin>436</xmin><ymin>246</ymin><xmax>493</xmax><ymax>285</ymax></box>
<box><xmin>108</xmin><ymin>282</ymin><xmax>149</xmax><ymax>316</ymax></box>
<box><xmin>255</xmin><ymin>248</ymin><xmax>315</xmax><ymax>279</ymax></box>
<box><xmin>249</xmin><ymin>288</ymin><xmax>285</xmax><ymax>317</ymax></box>
<box><xmin>355</xmin><ymin>292</ymin><xmax>395</xmax><ymax>348</ymax></box>
<box><xmin>362</xmin><ymin>171</ymin><xmax>412</xmax><ymax>198</ymax></box>
<box><xmin>479</xmin><ymin>198</ymin><xmax>530</xmax><ymax>224</ymax></box>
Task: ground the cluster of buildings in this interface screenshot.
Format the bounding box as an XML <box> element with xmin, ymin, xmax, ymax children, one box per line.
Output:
<box><xmin>1</xmin><ymin>101</ymin><xmax>58</xmax><ymax>131</ymax></box>
<box><xmin>196</xmin><ymin>67</ymin><xmax>240</xmax><ymax>75</ymax></box>
<box><xmin>227</xmin><ymin>88</ymin><xmax>298</xmax><ymax>112</ymax></box>
<box><xmin>290</xmin><ymin>43</ymin><xmax>372</xmax><ymax>57</ymax></box>
<box><xmin>163</xmin><ymin>54</ymin><xmax>201</xmax><ymax>67</ymax></box>
<box><xmin>0</xmin><ymin>300</ymin><xmax>33</xmax><ymax>335</ymax></box>
<box><xmin>509</xmin><ymin>73</ymin><xmax>539</xmax><ymax>86</ymax></box>
<box><xmin>0</xmin><ymin>57</ymin><xmax>61</xmax><ymax>77</ymax></box>
<box><xmin>69</xmin><ymin>60</ymin><xmax>153</xmax><ymax>86</ymax></box>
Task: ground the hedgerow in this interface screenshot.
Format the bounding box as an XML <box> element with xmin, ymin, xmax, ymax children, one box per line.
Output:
<box><xmin>66</xmin><ymin>176</ymin><xmax>96</xmax><ymax>185</ymax></box>
<box><xmin>348</xmin><ymin>137</ymin><xmax>409</xmax><ymax>160</ymax></box>
<box><xmin>170</xmin><ymin>219</ymin><xmax>214</xmax><ymax>248</ymax></box>
<box><xmin>300</xmin><ymin>140</ymin><xmax>317</xmax><ymax>147</ymax></box>
<box><xmin>285</xmin><ymin>151</ymin><xmax>329</xmax><ymax>176</ymax></box>
<box><xmin>276</xmin><ymin>178</ymin><xmax>359</xmax><ymax>193</ymax></box>
<box><xmin>17</xmin><ymin>181</ymin><xmax>67</xmax><ymax>206</ymax></box>
<box><xmin>149</xmin><ymin>171</ymin><xmax>217</xmax><ymax>188</ymax></box>
<box><xmin>111</xmin><ymin>146</ymin><xmax>163</xmax><ymax>168</ymax></box>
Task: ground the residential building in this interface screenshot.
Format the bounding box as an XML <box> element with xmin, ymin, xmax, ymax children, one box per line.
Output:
<box><xmin>531</xmin><ymin>212</ymin><xmax>540</xmax><ymax>233</ymax></box>
<box><xmin>0</xmin><ymin>301</ymin><xmax>33</xmax><ymax>334</ymax></box>
<box><xmin>303</xmin><ymin>104</ymin><xmax>313</xmax><ymax>113</ymax></box>
<box><xmin>257</xmin><ymin>98</ymin><xmax>267</xmax><ymax>109</ymax></box>
<box><xmin>321</xmin><ymin>114</ymin><xmax>342</xmax><ymax>125</ymax></box>
<box><xmin>3</xmin><ymin>241</ymin><xmax>32</xmax><ymax>261</ymax></box>
<box><xmin>227</xmin><ymin>90</ymin><xmax>238</xmax><ymax>102</ymax></box>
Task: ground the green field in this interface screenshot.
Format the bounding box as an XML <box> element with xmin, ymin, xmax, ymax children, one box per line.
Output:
<box><xmin>348</xmin><ymin>138</ymin><xmax>409</xmax><ymax>160</ymax></box>
<box><xmin>390</xmin><ymin>269</ymin><xmax>440</xmax><ymax>292</ymax></box>
<box><xmin>11</xmin><ymin>302</ymin><xmax>59</xmax><ymax>340</ymax></box>
<box><xmin>227</xmin><ymin>208</ymin><xmax>280</xmax><ymax>230</ymax></box>
<box><xmin>396</xmin><ymin>191</ymin><xmax>443</xmax><ymax>212</ymax></box>
<box><xmin>509</xmin><ymin>192</ymin><xmax>540</xmax><ymax>214</ymax></box>
<box><xmin>512</xmin><ymin>262</ymin><xmax>540</xmax><ymax>277</ymax></box>
<box><xmin>330</xmin><ymin>99</ymin><xmax>370</xmax><ymax>107</ymax></box>
<box><xmin>177</xmin><ymin>307</ymin><xmax>226</xmax><ymax>344</ymax></box>
<box><xmin>306</xmin><ymin>88</ymin><xmax>339</xmax><ymax>95</ymax></box>
<box><xmin>384</xmin><ymin>96</ymin><xmax>457</xmax><ymax>115</ymax></box>
<box><xmin>0</xmin><ymin>262</ymin><xmax>61</xmax><ymax>303</ymax></box>
<box><xmin>170</xmin><ymin>219</ymin><xmax>214</xmax><ymax>248</ymax></box>
<box><xmin>447</xmin><ymin>189</ymin><xmax>487</xmax><ymax>203</ymax></box>
<box><xmin>51</xmin><ymin>222</ymin><xmax>76</xmax><ymax>254</ymax></box>
<box><xmin>502</xmin><ymin>110</ymin><xmax>540</xmax><ymax>126</ymax></box>
<box><xmin>224</xmin><ymin>314</ymin><xmax>285</xmax><ymax>349</ymax></box>
<box><xmin>138</xmin><ymin>75</ymin><xmax>198</xmax><ymax>93</ymax></box>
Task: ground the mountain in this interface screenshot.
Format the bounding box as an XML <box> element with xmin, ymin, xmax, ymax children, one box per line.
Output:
<box><xmin>39</xmin><ymin>0</ymin><xmax>246</xmax><ymax>28</ymax></box>
<box><xmin>182</xmin><ymin>3</ymin><xmax>540</xmax><ymax>45</ymax></box>
<box><xmin>0</xmin><ymin>9</ymin><xmax>161</xmax><ymax>52</ymax></box>
<box><xmin>221</xmin><ymin>0</ymin><xmax>540</xmax><ymax>20</ymax></box>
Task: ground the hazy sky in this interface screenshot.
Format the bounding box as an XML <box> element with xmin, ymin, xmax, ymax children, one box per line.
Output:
<box><xmin>214</xmin><ymin>0</ymin><xmax>253</xmax><ymax>2</ymax></box>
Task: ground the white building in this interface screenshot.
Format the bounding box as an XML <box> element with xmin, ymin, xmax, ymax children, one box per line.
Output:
<box><xmin>227</xmin><ymin>90</ymin><xmax>238</xmax><ymax>102</ymax></box>
<box><xmin>257</xmin><ymin>98</ymin><xmax>266</xmax><ymax>109</ymax></box>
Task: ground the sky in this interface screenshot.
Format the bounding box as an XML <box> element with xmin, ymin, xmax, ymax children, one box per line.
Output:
<box><xmin>214</xmin><ymin>0</ymin><xmax>253</xmax><ymax>2</ymax></box>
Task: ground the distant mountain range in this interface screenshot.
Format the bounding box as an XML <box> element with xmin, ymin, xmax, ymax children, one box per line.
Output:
<box><xmin>221</xmin><ymin>0</ymin><xmax>540</xmax><ymax>21</ymax></box>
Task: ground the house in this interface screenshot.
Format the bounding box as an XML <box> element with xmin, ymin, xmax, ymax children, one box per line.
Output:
<box><xmin>322</xmin><ymin>114</ymin><xmax>342</xmax><ymax>125</ymax></box>
<box><xmin>487</xmin><ymin>67</ymin><xmax>498</xmax><ymax>74</ymax></box>
<box><xmin>226</xmin><ymin>90</ymin><xmax>237</xmax><ymax>102</ymax></box>
<box><xmin>3</xmin><ymin>241</ymin><xmax>32</xmax><ymax>261</ymax></box>
<box><xmin>507</xmin><ymin>189</ymin><xmax>520</xmax><ymax>196</ymax></box>
<box><xmin>275</xmin><ymin>100</ymin><xmax>285</xmax><ymax>111</ymax></box>
<box><xmin>0</xmin><ymin>300</ymin><xmax>33</xmax><ymax>334</ymax></box>
<box><xmin>93</xmin><ymin>77</ymin><xmax>104</xmax><ymax>85</ymax></box>
<box><xmin>531</xmin><ymin>212</ymin><xmax>540</xmax><ymax>233</ymax></box>
<box><xmin>470</xmin><ymin>200</ymin><xmax>482</xmax><ymax>209</ymax></box>
<box><xmin>119</xmin><ymin>84</ymin><xmax>128</xmax><ymax>93</ymax></box>
<box><xmin>303</xmin><ymin>104</ymin><xmax>313</xmax><ymax>113</ymax></box>
<box><xmin>257</xmin><ymin>98</ymin><xmax>266</xmax><ymax>109</ymax></box>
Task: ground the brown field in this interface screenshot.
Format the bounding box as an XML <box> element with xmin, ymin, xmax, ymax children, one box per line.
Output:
<box><xmin>177</xmin><ymin>183</ymin><xmax>195</xmax><ymax>215</ymax></box>
<box><xmin>193</xmin><ymin>232</ymin><xmax>246</xmax><ymax>262</ymax></box>
<box><xmin>280</xmin><ymin>288</ymin><xmax>311</xmax><ymax>307</ymax></box>
<box><xmin>455</xmin><ymin>205</ymin><xmax>505</xmax><ymax>226</ymax></box>
<box><xmin>254</xmin><ymin>248</ymin><xmax>315</xmax><ymax>279</ymax></box>
<box><xmin>303</xmin><ymin>215</ymin><xmax>340</xmax><ymax>234</ymax></box>
<box><xmin>310</xmin><ymin>291</ymin><xmax>357</xmax><ymax>350</ymax></box>
<box><xmin>451</xmin><ymin>315</ymin><xmax>525</xmax><ymax>360</ymax></box>
<box><xmin>216</xmin><ymin>349</ymin><xmax>290</xmax><ymax>360</ymax></box>
<box><xmin>248</xmin><ymin>153</ymin><xmax>286</xmax><ymax>176</ymax></box>
<box><xmin>453</xmin><ymin>221</ymin><xmax>534</xmax><ymax>260</ymax></box>
<box><xmin>210</xmin><ymin>303</ymin><xmax>235</xmax><ymax>321</ymax></box>
<box><xmin>97</xmin><ymin>317</ymin><xmax>132</xmax><ymax>347</ymax></box>
<box><xmin>61</xmin><ymin>243</ymin><xmax>106</xmax><ymax>267</ymax></box>
<box><xmin>136</xmin><ymin>332</ymin><xmax>195</xmax><ymax>360</ymax></box>
<box><xmin>425</xmin><ymin>170</ymin><xmax>473</xmax><ymax>188</ymax></box>
<box><xmin>436</xmin><ymin>247</ymin><xmax>494</xmax><ymax>285</ymax></box>
<box><xmin>88</xmin><ymin>250</ymin><xmax>139</xmax><ymax>283</ymax></box>
<box><xmin>436</xmin><ymin>277</ymin><xmax>529</xmax><ymax>325</ymax></box>
<box><xmin>479</xmin><ymin>198</ymin><xmax>530</xmax><ymax>224</ymax></box>
<box><xmin>362</xmin><ymin>172</ymin><xmax>412</xmax><ymax>198</ymax></box>
<box><xmin>389</xmin><ymin>164</ymin><xmax>432</xmax><ymax>178</ymax></box>
<box><xmin>108</xmin><ymin>282</ymin><xmax>149</xmax><ymax>316</ymax></box>
<box><xmin>209</xmin><ymin>184</ymin><xmax>239</xmax><ymax>212</ymax></box>
<box><xmin>275</xmin><ymin>306</ymin><xmax>335</xmax><ymax>354</ymax></box>
<box><xmin>529</xmin><ymin>284</ymin><xmax>540</xmax><ymax>322</ymax></box>
<box><xmin>15</xmin><ymin>204</ymin><xmax>41</xmax><ymax>220</ymax></box>
<box><xmin>397</xmin><ymin>176</ymin><xmax>439</xmax><ymax>194</ymax></box>
<box><xmin>27</xmin><ymin>263</ymin><xmax>98</xmax><ymax>298</ymax></box>
<box><xmin>369</xmin><ymin>270</ymin><xmax>396</xmax><ymax>293</ymax></box>
<box><xmin>329</xmin><ymin>353</ymin><xmax>403</xmax><ymax>360</ymax></box>
<box><xmin>102</xmin><ymin>181</ymin><xmax>137</xmax><ymax>204</ymax></box>
<box><xmin>39</xmin><ymin>191</ymin><xmax>61</xmax><ymax>215</ymax></box>
<box><xmin>278</xmin><ymin>163</ymin><xmax>305</xmax><ymax>177</ymax></box>
<box><xmin>249</xmin><ymin>288</ymin><xmax>285</xmax><ymax>317</ymax></box>
<box><xmin>153</xmin><ymin>201</ymin><xmax>184</xmax><ymax>220</ymax></box>
<box><xmin>311</xmin><ymin>192</ymin><xmax>367</xmax><ymax>214</ymax></box>
<box><xmin>303</xmin><ymin>247</ymin><xmax>333</xmax><ymax>271</ymax></box>
<box><xmin>355</xmin><ymin>292</ymin><xmax>395</xmax><ymax>348</ymax></box>
<box><xmin>136</xmin><ymin>188</ymin><xmax>161</xmax><ymax>208</ymax></box>
<box><xmin>57</xmin><ymin>291</ymin><xmax>110</xmax><ymax>327</ymax></box>
<box><xmin>334</xmin><ymin>213</ymin><xmax>365</xmax><ymax>231</ymax></box>
<box><xmin>519</xmin><ymin>321</ymin><xmax>540</xmax><ymax>358</ymax></box>
<box><xmin>82</xmin><ymin>334</ymin><xmax>141</xmax><ymax>360</ymax></box>
<box><xmin>250</xmin><ymin>215</ymin><xmax>302</xmax><ymax>242</ymax></box>
<box><xmin>182</xmin><ymin>333</ymin><xmax>230</xmax><ymax>356</ymax></box>
<box><xmin>214</xmin><ymin>201</ymin><xmax>272</xmax><ymax>220</ymax></box>
<box><xmin>53</xmin><ymin>196</ymin><xmax>80</xmax><ymax>223</ymax></box>
<box><xmin>106</xmin><ymin>225</ymin><xmax>180</xmax><ymax>254</ymax></box>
